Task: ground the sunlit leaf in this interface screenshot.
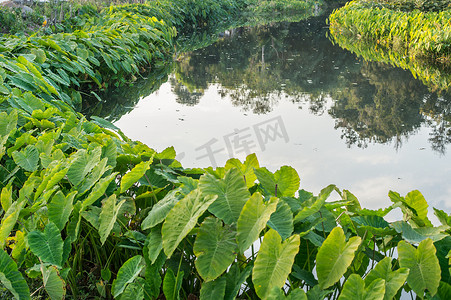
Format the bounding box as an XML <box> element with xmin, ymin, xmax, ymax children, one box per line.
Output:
<box><xmin>252</xmin><ymin>229</ymin><xmax>300</xmax><ymax>299</ymax></box>
<box><xmin>364</xmin><ymin>257</ymin><xmax>409</xmax><ymax>300</ymax></box>
<box><xmin>398</xmin><ymin>239</ymin><xmax>441</xmax><ymax>297</ymax></box>
<box><xmin>237</xmin><ymin>193</ymin><xmax>278</xmax><ymax>253</ymax></box>
<box><xmin>254</xmin><ymin>166</ymin><xmax>299</xmax><ymax>197</ymax></box>
<box><xmin>316</xmin><ymin>227</ymin><xmax>361</xmax><ymax>289</ymax></box>
<box><xmin>338</xmin><ymin>274</ymin><xmax>385</xmax><ymax>300</ymax></box>
<box><xmin>225</xmin><ymin>153</ymin><xmax>260</xmax><ymax>188</ymax></box>
<box><xmin>162</xmin><ymin>188</ymin><xmax>217</xmax><ymax>258</ymax></box>
<box><xmin>121</xmin><ymin>159</ymin><xmax>153</xmax><ymax>193</ymax></box>
<box><xmin>98</xmin><ymin>195</ymin><xmax>127</xmax><ymax>245</ymax></box>
<box><xmin>199</xmin><ymin>168</ymin><xmax>250</xmax><ymax>224</ymax></box>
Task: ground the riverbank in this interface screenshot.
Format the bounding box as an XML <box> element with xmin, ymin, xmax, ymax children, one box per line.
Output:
<box><xmin>0</xmin><ymin>0</ymin><xmax>450</xmax><ymax>299</ymax></box>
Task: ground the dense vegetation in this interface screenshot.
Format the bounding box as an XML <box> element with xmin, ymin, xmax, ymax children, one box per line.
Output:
<box><xmin>0</xmin><ymin>0</ymin><xmax>450</xmax><ymax>299</ymax></box>
<box><xmin>329</xmin><ymin>0</ymin><xmax>451</xmax><ymax>90</ymax></box>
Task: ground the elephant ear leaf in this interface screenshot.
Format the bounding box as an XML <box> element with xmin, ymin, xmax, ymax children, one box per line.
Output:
<box><xmin>120</xmin><ymin>159</ymin><xmax>153</xmax><ymax>193</ymax></box>
<box><xmin>252</xmin><ymin>229</ymin><xmax>300</xmax><ymax>299</ymax></box>
<box><xmin>162</xmin><ymin>188</ymin><xmax>217</xmax><ymax>258</ymax></box>
<box><xmin>365</xmin><ymin>257</ymin><xmax>409</xmax><ymax>300</ymax></box>
<box><xmin>338</xmin><ymin>274</ymin><xmax>385</xmax><ymax>300</ymax></box>
<box><xmin>316</xmin><ymin>227</ymin><xmax>361</xmax><ymax>289</ymax></box>
<box><xmin>199</xmin><ymin>168</ymin><xmax>250</xmax><ymax>224</ymax></box>
<box><xmin>236</xmin><ymin>193</ymin><xmax>278</xmax><ymax>253</ymax></box>
<box><xmin>398</xmin><ymin>239</ymin><xmax>441</xmax><ymax>298</ymax></box>
<box><xmin>111</xmin><ymin>255</ymin><xmax>144</xmax><ymax>298</ymax></box>
<box><xmin>194</xmin><ymin>217</ymin><xmax>237</xmax><ymax>281</ymax></box>
<box><xmin>98</xmin><ymin>195</ymin><xmax>126</xmax><ymax>245</ymax></box>
<box><xmin>42</xmin><ymin>265</ymin><xmax>66</xmax><ymax>300</ymax></box>
<box><xmin>28</xmin><ymin>222</ymin><xmax>64</xmax><ymax>268</ymax></box>
<box><xmin>254</xmin><ymin>166</ymin><xmax>299</xmax><ymax>197</ymax></box>
<box><xmin>12</xmin><ymin>145</ymin><xmax>39</xmax><ymax>172</ymax></box>
<box><xmin>0</xmin><ymin>248</ymin><xmax>30</xmax><ymax>300</ymax></box>
<box><xmin>225</xmin><ymin>153</ymin><xmax>259</xmax><ymax>188</ymax></box>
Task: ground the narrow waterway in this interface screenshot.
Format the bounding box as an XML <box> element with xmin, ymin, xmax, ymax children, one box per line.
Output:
<box><xmin>113</xmin><ymin>12</ymin><xmax>451</xmax><ymax>220</ymax></box>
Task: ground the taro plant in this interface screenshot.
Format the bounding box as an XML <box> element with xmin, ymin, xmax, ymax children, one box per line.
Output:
<box><xmin>0</xmin><ymin>0</ymin><xmax>449</xmax><ymax>299</ymax></box>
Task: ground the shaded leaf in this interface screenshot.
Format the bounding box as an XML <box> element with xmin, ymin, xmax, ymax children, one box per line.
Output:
<box><xmin>0</xmin><ymin>248</ymin><xmax>30</xmax><ymax>300</ymax></box>
<box><xmin>200</xmin><ymin>276</ymin><xmax>226</xmax><ymax>300</ymax></box>
<box><xmin>112</xmin><ymin>255</ymin><xmax>144</xmax><ymax>298</ymax></box>
<box><xmin>28</xmin><ymin>222</ymin><xmax>63</xmax><ymax>268</ymax></box>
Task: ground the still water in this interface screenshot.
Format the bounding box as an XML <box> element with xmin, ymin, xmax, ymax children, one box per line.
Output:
<box><xmin>113</xmin><ymin>13</ymin><xmax>451</xmax><ymax>219</ymax></box>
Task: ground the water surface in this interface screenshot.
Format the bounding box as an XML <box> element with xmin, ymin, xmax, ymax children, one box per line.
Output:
<box><xmin>114</xmin><ymin>13</ymin><xmax>451</xmax><ymax>219</ymax></box>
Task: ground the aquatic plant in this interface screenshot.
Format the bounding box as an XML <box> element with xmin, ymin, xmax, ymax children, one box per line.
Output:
<box><xmin>0</xmin><ymin>0</ymin><xmax>449</xmax><ymax>299</ymax></box>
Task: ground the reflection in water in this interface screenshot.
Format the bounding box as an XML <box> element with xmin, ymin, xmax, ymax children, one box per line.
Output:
<box><xmin>113</xmin><ymin>10</ymin><xmax>451</xmax><ymax>215</ymax></box>
<box><xmin>172</xmin><ymin>15</ymin><xmax>451</xmax><ymax>153</ymax></box>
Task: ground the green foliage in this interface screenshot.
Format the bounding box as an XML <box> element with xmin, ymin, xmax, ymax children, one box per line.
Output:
<box><xmin>0</xmin><ymin>0</ymin><xmax>449</xmax><ymax>299</ymax></box>
<box><xmin>329</xmin><ymin>0</ymin><xmax>451</xmax><ymax>91</ymax></box>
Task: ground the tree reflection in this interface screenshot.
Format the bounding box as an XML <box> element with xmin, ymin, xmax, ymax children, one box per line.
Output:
<box><xmin>172</xmin><ymin>13</ymin><xmax>451</xmax><ymax>152</ymax></box>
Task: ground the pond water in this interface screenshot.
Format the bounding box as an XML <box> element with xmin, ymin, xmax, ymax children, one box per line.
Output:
<box><xmin>112</xmin><ymin>11</ymin><xmax>451</xmax><ymax>219</ymax></box>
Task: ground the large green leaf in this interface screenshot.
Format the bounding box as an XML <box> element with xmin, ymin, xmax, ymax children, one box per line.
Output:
<box><xmin>98</xmin><ymin>195</ymin><xmax>127</xmax><ymax>245</ymax></box>
<box><xmin>351</xmin><ymin>215</ymin><xmax>395</xmax><ymax>236</ymax></box>
<box><xmin>398</xmin><ymin>239</ymin><xmax>441</xmax><ymax>297</ymax></box>
<box><xmin>81</xmin><ymin>172</ymin><xmax>117</xmax><ymax>209</ymax></box>
<box><xmin>48</xmin><ymin>191</ymin><xmax>76</xmax><ymax>231</ymax></box>
<box><xmin>66</xmin><ymin>147</ymin><xmax>102</xmax><ymax>186</ymax></box>
<box><xmin>338</xmin><ymin>274</ymin><xmax>385</xmax><ymax>300</ymax></box>
<box><xmin>404</xmin><ymin>190</ymin><xmax>433</xmax><ymax>227</ymax></box>
<box><xmin>120</xmin><ymin>159</ymin><xmax>153</xmax><ymax>193</ymax></box>
<box><xmin>200</xmin><ymin>277</ymin><xmax>226</xmax><ymax>300</ymax></box>
<box><xmin>112</xmin><ymin>255</ymin><xmax>144</xmax><ymax>298</ymax></box>
<box><xmin>254</xmin><ymin>166</ymin><xmax>300</xmax><ymax>197</ymax></box>
<box><xmin>224</xmin><ymin>263</ymin><xmax>252</xmax><ymax>300</ymax></box>
<box><xmin>252</xmin><ymin>229</ymin><xmax>300</xmax><ymax>299</ymax></box>
<box><xmin>28</xmin><ymin>222</ymin><xmax>64</xmax><ymax>268</ymax></box>
<box><xmin>12</xmin><ymin>145</ymin><xmax>39</xmax><ymax>172</ymax></box>
<box><xmin>268</xmin><ymin>287</ymin><xmax>307</xmax><ymax>300</ymax></box>
<box><xmin>0</xmin><ymin>200</ymin><xmax>25</xmax><ymax>249</ymax></box>
<box><xmin>267</xmin><ymin>200</ymin><xmax>294</xmax><ymax>240</ymax></box>
<box><xmin>141</xmin><ymin>190</ymin><xmax>181</xmax><ymax>230</ymax></box>
<box><xmin>389</xmin><ymin>190</ymin><xmax>432</xmax><ymax>227</ymax></box>
<box><xmin>199</xmin><ymin>168</ymin><xmax>250</xmax><ymax>224</ymax></box>
<box><xmin>42</xmin><ymin>265</ymin><xmax>66</xmax><ymax>300</ymax></box>
<box><xmin>145</xmin><ymin>227</ymin><xmax>163</xmax><ymax>265</ymax></box>
<box><xmin>224</xmin><ymin>153</ymin><xmax>259</xmax><ymax>188</ymax></box>
<box><xmin>163</xmin><ymin>268</ymin><xmax>183</xmax><ymax>300</ymax></box>
<box><xmin>236</xmin><ymin>193</ymin><xmax>278</xmax><ymax>253</ymax></box>
<box><xmin>0</xmin><ymin>249</ymin><xmax>30</xmax><ymax>300</ymax></box>
<box><xmin>294</xmin><ymin>185</ymin><xmax>335</xmax><ymax>223</ymax></box>
<box><xmin>316</xmin><ymin>227</ymin><xmax>361</xmax><ymax>289</ymax></box>
<box><xmin>391</xmin><ymin>221</ymin><xmax>449</xmax><ymax>243</ymax></box>
<box><xmin>364</xmin><ymin>257</ymin><xmax>409</xmax><ymax>300</ymax></box>
<box><xmin>194</xmin><ymin>217</ymin><xmax>237</xmax><ymax>281</ymax></box>
<box><xmin>162</xmin><ymin>188</ymin><xmax>217</xmax><ymax>258</ymax></box>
